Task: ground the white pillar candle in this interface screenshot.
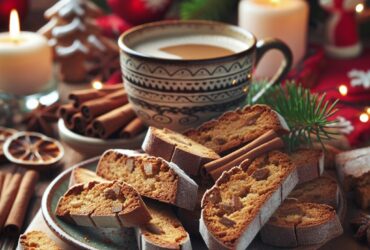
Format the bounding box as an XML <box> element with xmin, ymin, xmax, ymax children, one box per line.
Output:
<box><xmin>0</xmin><ymin>10</ymin><xmax>52</xmax><ymax>96</ymax></box>
<box><xmin>238</xmin><ymin>0</ymin><xmax>309</xmax><ymax>78</ymax></box>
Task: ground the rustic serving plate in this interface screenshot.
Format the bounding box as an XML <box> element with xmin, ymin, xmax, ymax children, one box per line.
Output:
<box><xmin>42</xmin><ymin>157</ymin><xmax>356</xmax><ymax>250</ymax></box>
<box><xmin>41</xmin><ymin>158</ymin><xmax>138</xmax><ymax>250</ymax></box>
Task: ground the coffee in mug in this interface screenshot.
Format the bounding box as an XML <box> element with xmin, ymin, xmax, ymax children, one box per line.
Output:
<box><xmin>133</xmin><ymin>34</ymin><xmax>250</xmax><ymax>60</ymax></box>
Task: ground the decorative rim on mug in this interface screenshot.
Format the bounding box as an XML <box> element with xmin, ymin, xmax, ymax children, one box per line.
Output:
<box><xmin>118</xmin><ymin>20</ymin><xmax>257</xmax><ymax>63</ymax></box>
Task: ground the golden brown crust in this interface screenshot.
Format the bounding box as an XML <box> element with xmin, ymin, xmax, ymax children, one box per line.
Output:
<box><xmin>55</xmin><ymin>181</ymin><xmax>151</xmax><ymax>227</ymax></box>
<box><xmin>69</xmin><ymin>167</ymin><xmax>107</xmax><ymax>187</ymax></box>
<box><xmin>290</xmin><ymin>148</ymin><xmax>324</xmax><ymax>184</ymax></box>
<box><xmin>185</xmin><ymin>105</ymin><xmax>288</xmax><ymax>154</ymax></box>
<box><xmin>142</xmin><ymin>126</ymin><xmax>220</xmax><ymax>176</ymax></box>
<box><xmin>200</xmin><ymin>151</ymin><xmax>297</xmax><ymax>249</ymax></box>
<box><xmin>19</xmin><ymin>231</ymin><xmax>61</xmax><ymax>250</ymax></box>
<box><xmin>261</xmin><ymin>201</ymin><xmax>343</xmax><ymax>247</ymax></box>
<box><xmin>137</xmin><ymin>200</ymin><xmax>191</xmax><ymax>249</ymax></box>
<box><xmin>96</xmin><ymin>149</ymin><xmax>198</xmax><ymax>210</ymax></box>
<box><xmin>289</xmin><ymin>175</ymin><xmax>339</xmax><ymax>209</ymax></box>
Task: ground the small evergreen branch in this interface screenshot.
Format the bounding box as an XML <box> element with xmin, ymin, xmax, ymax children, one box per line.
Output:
<box><xmin>246</xmin><ymin>82</ymin><xmax>339</xmax><ymax>152</ymax></box>
<box><xmin>180</xmin><ymin>0</ymin><xmax>239</xmax><ymax>22</ymax></box>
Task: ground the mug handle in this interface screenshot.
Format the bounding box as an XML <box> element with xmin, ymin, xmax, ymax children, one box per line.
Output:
<box><xmin>251</xmin><ymin>38</ymin><xmax>293</xmax><ymax>103</ymax></box>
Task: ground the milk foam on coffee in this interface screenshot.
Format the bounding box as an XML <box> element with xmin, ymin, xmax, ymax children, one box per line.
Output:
<box><xmin>133</xmin><ymin>34</ymin><xmax>249</xmax><ymax>60</ymax></box>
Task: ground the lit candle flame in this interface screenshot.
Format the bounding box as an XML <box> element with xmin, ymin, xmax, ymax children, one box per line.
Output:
<box><xmin>9</xmin><ymin>9</ymin><xmax>20</xmax><ymax>43</ymax></box>
<box><xmin>355</xmin><ymin>3</ymin><xmax>364</xmax><ymax>13</ymax></box>
<box><xmin>360</xmin><ymin>113</ymin><xmax>369</xmax><ymax>123</ymax></box>
<box><xmin>92</xmin><ymin>80</ymin><xmax>103</xmax><ymax>90</ymax></box>
<box><xmin>338</xmin><ymin>85</ymin><xmax>348</xmax><ymax>96</ymax></box>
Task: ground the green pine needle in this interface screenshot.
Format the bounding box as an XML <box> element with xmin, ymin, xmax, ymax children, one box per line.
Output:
<box><xmin>180</xmin><ymin>0</ymin><xmax>239</xmax><ymax>21</ymax></box>
<box><xmin>246</xmin><ymin>82</ymin><xmax>339</xmax><ymax>152</ymax></box>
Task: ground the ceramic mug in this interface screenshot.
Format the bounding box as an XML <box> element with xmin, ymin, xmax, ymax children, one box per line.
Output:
<box><xmin>119</xmin><ymin>20</ymin><xmax>292</xmax><ymax>132</ymax></box>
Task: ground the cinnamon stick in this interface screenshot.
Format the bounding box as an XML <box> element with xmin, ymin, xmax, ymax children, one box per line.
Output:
<box><xmin>70</xmin><ymin>112</ymin><xmax>87</xmax><ymax>134</ymax></box>
<box><xmin>59</xmin><ymin>103</ymin><xmax>78</xmax><ymax>127</ymax></box>
<box><xmin>85</xmin><ymin>123</ymin><xmax>97</xmax><ymax>137</ymax></box>
<box><xmin>0</xmin><ymin>173</ymin><xmax>22</xmax><ymax>229</ymax></box>
<box><xmin>2</xmin><ymin>173</ymin><xmax>12</xmax><ymax>195</ymax></box>
<box><xmin>119</xmin><ymin>118</ymin><xmax>146</xmax><ymax>138</ymax></box>
<box><xmin>203</xmin><ymin>130</ymin><xmax>278</xmax><ymax>173</ymax></box>
<box><xmin>0</xmin><ymin>172</ymin><xmax>5</xmax><ymax>198</ymax></box>
<box><xmin>209</xmin><ymin>137</ymin><xmax>284</xmax><ymax>181</ymax></box>
<box><xmin>80</xmin><ymin>89</ymin><xmax>128</xmax><ymax>121</ymax></box>
<box><xmin>69</xmin><ymin>84</ymin><xmax>123</xmax><ymax>107</ymax></box>
<box><xmin>4</xmin><ymin>170</ymin><xmax>39</xmax><ymax>232</ymax></box>
<box><xmin>93</xmin><ymin>104</ymin><xmax>136</xmax><ymax>139</ymax></box>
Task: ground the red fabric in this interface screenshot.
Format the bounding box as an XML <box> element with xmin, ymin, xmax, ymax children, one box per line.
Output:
<box><xmin>107</xmin><ymin>0</ymin><xmax>172</xmax><ymax>25</ymax></box>
<box><xmin>311</xmin><ymin>48</ymin><xmax>370</xmax><ymax>146</ymax></box>
<box><xmin>95</xmin><ymin>14</ymin><xmax>132</xmax><ymax>38</ymax></box>
<box><xmin>105</xmin><ymin>70</ymin><xmax>122</xmax><ymax>84</ymax></box>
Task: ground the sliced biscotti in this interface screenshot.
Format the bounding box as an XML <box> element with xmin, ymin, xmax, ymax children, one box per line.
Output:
<box><xmin>184</xmin><ymin>104</ymin><xmax>289</xmax><ymax>154</ymax></box>
<box><xmin>289</xmin><ymin>175</ymin><xmax>340</xmax><ymax>209</ymax></box>
<box><xmin>19</xmin><ymin>231</ymin><xmax>61</xmax><ymax>250</ymax></box>
<box><xmin>96</xmin><ymin>149</ymin><xmax>198</xmax><ymax>210</ymax></box>
<box><xmin>200</xmin><ymin>151</ymin><xmax>298</xmax><ymax>249</ymax></box>
<box><xmin>355</xmin><ymin>185</ymin><xmax>370</xmax><ymax>209</ymax></box>
<box><xmin>335</xmin><ymin>146</ymin><xmax>370</xmax><ymax>191</ymax></box>
<box><xmin>136</xmin><ymin>200</ymin><xmax>191</xmax><ymax>250</ymax></box>
<box><xmin>142</xmin><ymin>126</ymin><xmax>220</xmax><ymax>176</ymax></box>
<box><xmin>55</xmin><ymin>181</ymin><xmax>151</xmax><ymax>227</ymax></box>
<box><xmin>290</xmin><ymin>148</ymin><xmax>324</xmax><ymax>184</ymax></box>
<box><xmin>260</xmin><ymin>201</ymin><xmax>343</xmax><ymax>247</ymax></box>
<box><xmin>69</xmin><ymin>167</ymin><xmax>107</xmax><ymax>187</ymax></box>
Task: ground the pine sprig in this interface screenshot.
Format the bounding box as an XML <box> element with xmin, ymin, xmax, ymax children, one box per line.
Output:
<box><xmin>180</xmin><ymin>0</ymin><xmax>239</xmax><ymax>22</ymax></box>
<box><xmin>246</xmin><ymin>82</ymin><xmax>339</xmax><ymax>152</ymax></box>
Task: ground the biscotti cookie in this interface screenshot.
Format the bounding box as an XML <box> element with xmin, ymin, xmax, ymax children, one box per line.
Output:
<box><xmin>142</xmin><ymin>126</ymin><xmax>220</xmax><ymax>176</ymax></box>
<box><xmin>136</xmin><ymin>200</ymin><xmax>191</xmax><ymax>250</ymax></box>
<box><xmin>260</xmin><ymin>201</ymin><xmax>343</xmax><ymax>247</ymax></box>
<box><xmin>19</xmin><ymin>231</ymin><xmax>61</xmax><ymax>250</ymax></box>
<box><xmin>96</xmin><ymin>149</ymin><xmax>198</xmax><ymax>210</ymax></box>
<box><xmin>176</xmin><ymin>185</ymin><xmax>208</xmax><ymax>236</ymax></box>
<box><xmin>184</xmin><ymin>104</ymin><xmax>289</xmax><ymax>154</ymax></box>
<box><xmin>355</xmin><ymin>185</ymin><xmax>370</xmax><ymax>209</ymax></box>
<box><xmin>335</xmin><ymin>146</ymin><xmax>370</xmax><ymax>191</ymax></box>
<box><xmin>69</xmin><ymin>167</ymin><xmax>107</xmax><ymax>187</ymax></box>
<box><xmin>289</xmin><ymin>175</ymin><xmax>340</xmax><ymax>209</ymax></box>
<box><xmin>56</xmin><ymin>181</ymin><xmax>151</xmax><ymax>227</ymax></box>
<box><xmin>290</xmin><ymin>148</ymin><xmax>324</xmax><ymax>184</ymax></box>
<box><xmin>200</xmin><ymin>151</ymin><xmax>298</xmax><ymax>249</ymax></box>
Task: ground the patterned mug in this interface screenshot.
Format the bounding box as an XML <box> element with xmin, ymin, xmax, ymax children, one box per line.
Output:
<box><xmin>119</xmin><ymin>20</ymin><xmax>292</xmax><ymax>132</ymax></box>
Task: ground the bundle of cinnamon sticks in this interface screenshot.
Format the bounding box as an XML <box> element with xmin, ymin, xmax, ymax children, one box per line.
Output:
<box><xmin>59</xmin><ymin>84</ymin><xmax>146</xmax><ymax>139</ymax></box>
<box><xmin>0</xmin><ymin>169</ymin><xmax>39</xmax><ymax>233</ymax></box>
<box><xmin>203</xmin><ymin>130</ymin><xmax>285</xmax><ymax>181</ymax></box>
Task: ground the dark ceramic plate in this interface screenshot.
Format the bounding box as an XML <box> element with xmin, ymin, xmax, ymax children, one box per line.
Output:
<box><xmin>41</xmin><ymin>157</ymin><xmax>138</xmax><ymax>250</ymax></box>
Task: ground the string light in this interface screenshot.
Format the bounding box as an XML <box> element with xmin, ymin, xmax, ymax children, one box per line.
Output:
<box><xmin>25</xmin><ymin>98</ymin><xmax>39</xmax><ymax>110</ymax></box>
<box><xmin>356</xmin><ymin>3</ymin><xmax>364</xmax><ymax>13</ymax></box>
<box><xmin>367</xmin><ymin>107</ymin><xmax>370</xmax><ymax>115</ymax></box>
<box><xmin>92</xmin><ymin>80</ymin><xmax>103</xmax><ymax>90</ymax></box>
<box><xmin>359</xmin><ymin>113</ymin><xmax>369</xmax><ymax>123</ymax></box>
<box><xmin>338</xmin><ymin>84</ymin><xmax>348</xmax><ymax>96</ymax></box>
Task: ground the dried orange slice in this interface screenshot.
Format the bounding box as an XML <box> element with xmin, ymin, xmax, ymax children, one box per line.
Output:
<box><xmin>3</xmin><ymin>132</ymin><xmax>64</xmax><ymax>166</ymax></box>
<box><xmin>0</xmin><ymin>127</ymin><xmax>17</xmax><ymax>161</ymax></box>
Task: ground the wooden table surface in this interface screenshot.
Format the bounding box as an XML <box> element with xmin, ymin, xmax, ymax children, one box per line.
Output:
<box><xmin>0</xmin><ymin>142</ymin><xmax>87</xmax><ymax>249</ymax></box>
